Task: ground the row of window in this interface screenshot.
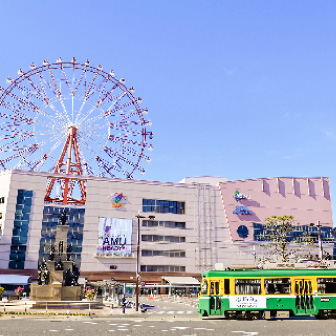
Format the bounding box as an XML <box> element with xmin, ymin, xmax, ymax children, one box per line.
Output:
<box><xmin>140</xmin><ymin>265</ymin><xmax>186</xmax><ymax>272</ymax></box>
<box><xmin>142</xmin><ymin>220</ymin><xmax>186</xmax><ymax>229</ymax></box>
<box><xmin>9</xmin><ymin>190</ymin><xmax>33</xmax><ymax>269</ymax></box>
<box><xmin>141</xmin><ymin>235</ymin><xmax>186</xmax><ymax>243</ymax></box>
<box><xmin>141</xmin><ymin>250</ymin><xmax>186</xmax><ymax>257</ymax></box>
<box><xmin>202</xmin><ymin>278</ymin><xmax>336</xmax><ymax>295</ymax></box>
<box><xmin>143</xmin><ymin>199</ymin><xmax>185</xmax><ymax>214</ymax></box>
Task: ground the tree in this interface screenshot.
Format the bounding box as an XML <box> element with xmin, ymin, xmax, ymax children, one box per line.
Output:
<box><xmin>262</xmin><ymin>215</ymin><xmax>295</xmax><ymax>262</ymax></box>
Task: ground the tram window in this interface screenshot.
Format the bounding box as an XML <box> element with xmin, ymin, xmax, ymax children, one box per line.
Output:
<box><xmin>235</xmin><ymin>279</ymin><xmax>261</xmax><ymax>295</ymax></box>
<box><xmin>215</xmin><ymin>282</ymin><xmax>219</xmax><ymax>295</ymax></box>
<box><xmin>201</xmin><ymin>279</ymin><xmax>208</xmax><ymax>295</ymax></box>
<box><xmin>317</xmin><ymin>278</ymin><xmax>336</xmax><ymax>294</ymax></box>
<box><xmin>264</xmin><ymin>278</ymin><xmax>291</xmax><ymax>294</ymax></box>
<box><xmin>210</xmin><ymin>282</ymin><xmax>214</xmax><ymax>295</ymax></box>
<box><xmin>224</xmin><ymin>279</ymin><xmax>230</xmax><ymax>294</ymax></box>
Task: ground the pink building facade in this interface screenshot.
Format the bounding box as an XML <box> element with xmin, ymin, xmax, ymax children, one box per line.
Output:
<box><xmin>219</xmin><ymin>177</ymin><xmax>333</xmax><ymax>242</ymax></box>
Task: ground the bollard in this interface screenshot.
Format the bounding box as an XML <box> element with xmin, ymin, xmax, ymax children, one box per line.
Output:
<box><xmin>89</xmin><ymin>302</ymin><xmax>91</xmax><ymax>316</ymax></box>
<box><xmin>25</xmin><ymin>302</ymin><xmax>27</xmax><ymax>313</ymax></box>
<box><xmin>3</xmin><ymin>302</ymin><xmax>5</xmax><ymax>313</ymax></box>
<box><xmin>46</xmin><ymin>302</ymin><xmax>48</xmax><ymax>313</ymax></box>
<box><xmin>67</xmin><ymin>303</ymin><xmax>69</xmax><ymax>316</ymax></box>
<box><xmin>111</xmin><ymin>303</ymin><xmax>113</xmax><ymax>315</ymax></box>
<box><xmin>122</xmin><ymin>305</ymin><xmax>125</xmax><ymax>314</ymax></box>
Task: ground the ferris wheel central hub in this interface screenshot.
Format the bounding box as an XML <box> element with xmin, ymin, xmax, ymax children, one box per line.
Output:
<box><xmin>68</xmin><ymin>125</ymin><xmax>77</xmax><ymax>135</ymax></box>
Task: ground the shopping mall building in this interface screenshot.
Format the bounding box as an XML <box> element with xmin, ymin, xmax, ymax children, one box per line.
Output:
<box><xmin>0</xmin><ymin>170</ymin><xmax>334</xmax><ymax>284</ymax></box>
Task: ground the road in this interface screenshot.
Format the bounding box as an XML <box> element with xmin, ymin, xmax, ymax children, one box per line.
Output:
<box><xmin>2</xmin><ymin>316</ymin><xmax>336</xmax><ymax>335</ymax></box>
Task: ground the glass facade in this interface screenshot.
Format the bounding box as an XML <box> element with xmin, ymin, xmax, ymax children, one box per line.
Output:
<box><xmin>142</xmin><ymin>235</ymin><xmax>186</xmax><ymax>243</ymax></box>
<box><xmin>142</xmin><ymin>220</ymin><xmax>186</xmax><ymax>229</ymax></box>
<box><xmin>140</xmin><ymin>265</ymin><xmax>185</xmax><ymax>272</ymax></box>
<box><xmin>142</xmin><ymin>250</ymin><xmax>186</xmax><ymax>257</ymax></box>
<box><xmin>9</xmin><ymin>189</ymin><xmax>33</xmax><ymax>269</ymax></box>
<box><xmin>142</xmin><ymin>199</ymin><xmax>185</xmax><ymax>214</ymax></box>
<box><xmin>253</xmin><ymin>223</ymin><xmax>334</xmax><ymax>243</ymax></box>
<box><xmin>39</xmin><ymin>206</ymin><xmax>85</xmax><ymax>268</ymax></box>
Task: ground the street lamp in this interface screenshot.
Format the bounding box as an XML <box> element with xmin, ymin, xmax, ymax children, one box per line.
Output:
<box><xmin>135</xmin><ymin>213</ymin><xmax>155</xmax><ymax>311</ymax></box>
<box><xmin>310</xmin><ymin>220</ymin><xmax>323</xmax><ymax>260</ymax></box>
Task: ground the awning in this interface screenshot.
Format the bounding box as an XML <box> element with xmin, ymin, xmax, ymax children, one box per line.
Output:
<box><xmin>0</xmin><ymin>275</ymin><xmax>31</xmax><ymax>285</ymax></box>
<box><xmin>162</xmin><ymin>276</ymin><xmax>200</xmax><ymax>286</ymax></box>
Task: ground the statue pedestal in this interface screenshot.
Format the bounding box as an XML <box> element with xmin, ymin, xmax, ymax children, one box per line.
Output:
<box><xmin>31</xmin><ymin>220</ymin><xmax>82</xmax><ymax>302</ymax></box>
<box><xmin>30</xmin><ymin>283</ymin><xmax>82</xmax><ymax>301</ymax></box>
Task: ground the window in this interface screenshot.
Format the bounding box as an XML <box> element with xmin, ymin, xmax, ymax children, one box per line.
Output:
<box><xmin>235</xmin><ymin>279</ymin><xmax>261</xmax><ymax>295</ymax></box>
<box><xmin>143</xmin><ymin>199</ymin><xmax>185</xmax><ymax>214</ymax></box>
<box><xmin>141</xmin><ymin>235</ymin><xmax>185</xmax><ymax>243</ymax></box>
<box><xmin>142</xmin><ymin>220</ymin><xmax>186</xmax><ymax>229</ymax></box>
<box><xmin>264</xmin><ymin>278</ymin><xmax>291</xmax><ymax>294</ymax></box>
<box><xmin>201</xmin><ymin>279</ymin><xmax>208</xmax><ymax>295</ymax></box>
<box><xmin>9</xmin><ymin>190</ymin><xmax>33</xmax><ymax>270</ymax></box>
<box><xmin>317</xmin><ymin>278</ymin><xmax>336</xmax><ymax>294</ymax></box>
<box><xmin>224</xmin><ymin>279</ymin><xmax>230</xmax><ymax>294</ymax></box>
<box><xmin>140</xmin><ymin>265</ymin><xmax>186</xmax><ymax>272</ymax></box>
<box><xmin>141</xmin><ymin>250</ymin><xmax>185</xmax><ymax>257</ymax></box>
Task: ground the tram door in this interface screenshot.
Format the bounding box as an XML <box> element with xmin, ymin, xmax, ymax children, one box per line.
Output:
<box><xmin>210</xmin><ymin>281</ymin><xmax>221</xmax><ymax>315</ymax></box>
<box><xmin>294</xmin><ymin>279</ymin><xmax>314</xmax><ymax>315</ymax></box>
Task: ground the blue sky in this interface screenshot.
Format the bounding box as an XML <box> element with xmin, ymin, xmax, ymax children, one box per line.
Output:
<box><xmin>1</xmin><ymin>1</ymin><xmax>336</xmax><ymax>221</ymax></box>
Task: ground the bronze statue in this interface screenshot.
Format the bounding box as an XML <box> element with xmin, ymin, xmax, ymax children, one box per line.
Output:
<box><xmin>48</xmin><ymin>244</ymin><xmax>55</xmax><ymax>261</ymax></box>
<box><xmin>66</xmin><ymin>243</ymin><xmax>72</xmax><ymax>261</ymax></box>
<box><xmin>59</xmin><ymin>209</ymin><xmax>67</xmax><ymax>225</ymax></box>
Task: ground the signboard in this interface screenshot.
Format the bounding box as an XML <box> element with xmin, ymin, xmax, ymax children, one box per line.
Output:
<box><xmin>233</xmin><ymin>190</ymin><xmax>251</xmax><ymax>202</ymax></box>
<box><xmin>229</xmin><ymin>296</ymin><xmax>267</xmax><ymax>309</ymax></box>
<box><xmin>233</xmin><ymin>206</ymin><xmax>253</xmax><ymax>215</ymax></box>
<box><xmin>108</xmin><ymin>193</ymin><xmax>126</xmax><ymax>208</ymax></box>
<box><xmin>97</xmin><ymin>218</ymin><xmax>132</xmax><ymax>256</ymax></box>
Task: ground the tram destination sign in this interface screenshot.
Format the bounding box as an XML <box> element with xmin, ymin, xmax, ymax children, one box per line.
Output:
<box><xmin>229</xmin><ymin>296</ymin><xmax>266</xmax><ymax>309</ymax></box>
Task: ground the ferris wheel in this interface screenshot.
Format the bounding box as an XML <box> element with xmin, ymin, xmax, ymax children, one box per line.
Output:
<box><xmin>0</xmin><ymin>57</ymin><xmax>153</xmax><ymax>204</ymax></box>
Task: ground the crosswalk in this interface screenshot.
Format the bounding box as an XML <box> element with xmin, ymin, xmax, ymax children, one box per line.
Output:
<box><xmin>148</xmin><ymin>310</ymin><xmax>195</xmax><ymax>315</ymax></box>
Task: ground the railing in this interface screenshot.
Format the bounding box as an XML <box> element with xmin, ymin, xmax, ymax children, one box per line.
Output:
<box><xmin>0</xmin><ymin>300</ymin><xmax>109</xmax><ymax>316</ymax></box>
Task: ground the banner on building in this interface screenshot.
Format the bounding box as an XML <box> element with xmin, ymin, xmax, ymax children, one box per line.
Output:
<box><xmin>97</xmin><ymin>218</ymin><xmax>132</xmax><ymax>256</ymax></box>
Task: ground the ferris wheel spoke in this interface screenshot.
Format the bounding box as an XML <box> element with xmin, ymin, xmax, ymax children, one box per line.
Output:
<box><xmin>37</xmin><ymin>72</ymin><xmax>52</xmax><ymax>104</ymax></box>
<box><xmin>0</xmin><ymin>89</ymin><xmax>41</xmax><ymax>116</ymax></box>
<box><xmin>108</xmin><ymin>134</ymin><xmax>146</xmax><ymax>148</ymax></box>
<box><xmin>16</xmin><ymin>83</ymin><xmax>45</xmax><ymax>105</ymax></box>
<box><xmin>104</xmin><ymin>98</ymin><xmax>136</xmax><ymax>118</ymax></box>
<box><xmin>60</xmin><ymin>67</ymin><xmax>73</xmax><ymax>95</ymax></box>
<box><xmin>104</xmin><ymin>146</ymin><xmax>144</xmax><ymax>172</ymax></box>
<box><xmin>96</xmin><ymin>82</ymin><xmax>119</xmax><ymax>107</ymax></box>
<box><xmin>85</xmin><ymin>70</ymin><xmax>99</xmax><ymax>100</ymax></box>
<box><xmin>104</xmin><ymin>91</ymin><xmax>129</xmax><ymax>114</ymax></box>
<box><xmin>0</xmin><ymin>143</ymin><xmax>38</xmax><ymax>165</ymax></box>
<box><xmin>77</xmin><ymin>132</ymin><xmax>108</xmax><ymax>155</ymax></box>
<box><xmin>72</xmin><ymin>67</ymin><xmax>86</xmax><ymax>96</ymax></box>
<box><xmin>0</xmin><ymin>133</ymin><xmax>34</xmax><ymax>152</ymax></box>
<box><xmin>93</xmin><ymin>76</ymin><xmax>109</xmax><ymax>105</ymax></box>
<box><xmin>46</xmin><ymin>66</ymin><xmax>70</xmax><ymax>122</ymax></box>
<box><xmin>95</xmin><ymin>156</ymin><xmax>128</xmax><ymax>178</ymax></box>
<box><xmin>37</xmin><ymin>132</ymin><xmax>66</xmax><ymax>149</ymax></box>
<box><xmin>25</xmin><ymin>77</ymin><xmax>50</xmax><ymax>104</ymax></box>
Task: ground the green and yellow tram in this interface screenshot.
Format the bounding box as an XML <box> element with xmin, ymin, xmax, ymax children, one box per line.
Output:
<box><xmin>197</xmin><ymin>268</ymin><xmax>336</xmax><ymax>319</ymax></box>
